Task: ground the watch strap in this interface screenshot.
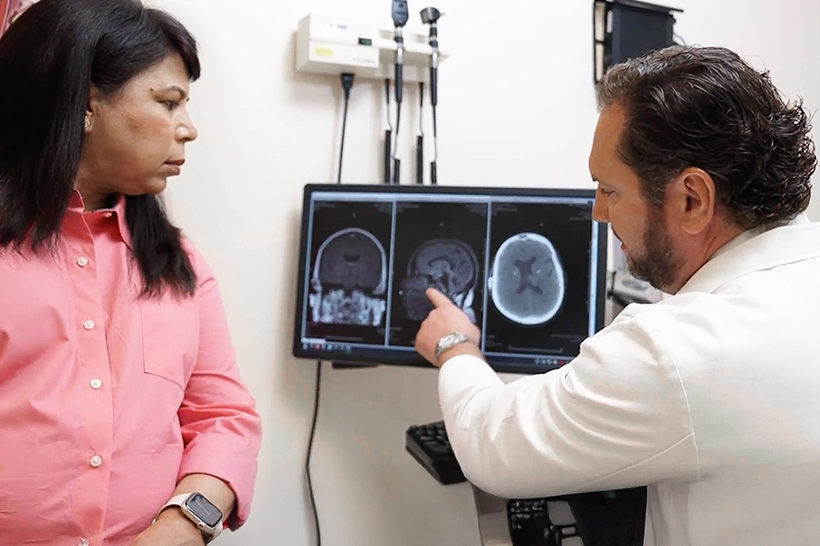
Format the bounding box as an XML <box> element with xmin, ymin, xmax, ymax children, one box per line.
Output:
<box><xmin>155</xmin><ymin>492</ymin><xmax>223</xmax><ymax>543</ymax></box>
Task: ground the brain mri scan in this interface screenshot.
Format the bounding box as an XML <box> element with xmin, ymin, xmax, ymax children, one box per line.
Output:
<box><xmin>399</xmin><ymin>239</ymin><xmax>478</xmax><ymax>322</ymax></box>
<box><xmin>488</xmin><ymin>233</ymin><xmax>565</xmax><ymax>326</ymax></box>
<box><xmin>309</xmin><ymin>227</ymin><xmax>387</xmax><ymax>326</ymax></box>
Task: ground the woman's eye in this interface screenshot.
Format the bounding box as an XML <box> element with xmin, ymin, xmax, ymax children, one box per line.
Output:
<box><xmin>163</xmin><ymin>100</ymin><xmax>179</xmax><ymax>111</ymax></box>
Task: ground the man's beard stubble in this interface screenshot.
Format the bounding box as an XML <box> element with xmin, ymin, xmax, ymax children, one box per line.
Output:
<box><xmin>622</xmin><ymin>207</ymin><xmax>683</xmax><ymax>291</ymax></box>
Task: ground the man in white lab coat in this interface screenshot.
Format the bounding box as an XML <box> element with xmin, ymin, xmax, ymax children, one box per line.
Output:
<box><xmin>414</xmin><ymin>45</ymin><xmax>820</xmax><ymax>546</ymax></box>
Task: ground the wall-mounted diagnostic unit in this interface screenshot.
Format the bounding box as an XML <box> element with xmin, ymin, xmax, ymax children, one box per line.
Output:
<box><xmin>296</xmin><ymin>13</ymin><xmax>449</xmax><ymax>82</ymax></box>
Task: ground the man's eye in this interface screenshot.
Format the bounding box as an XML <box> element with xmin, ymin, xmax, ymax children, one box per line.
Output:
<box><xmin>163</xmin><ymin>100</ymin><xmax>179</xmax><ymax>111</ymax></box>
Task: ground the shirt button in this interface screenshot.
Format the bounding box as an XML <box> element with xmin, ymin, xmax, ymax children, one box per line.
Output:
<box><xmin>89</xmin><ymin>455</ymin><xmax>103</xmax><ymax>468</ymax></box>
<box><xmin>83</xmin><ymin>320</ymin><xmax>95</xmax><ymax>330</ymax></box>
<box><xmin>89</xmin><ymin>378</ymin><xmax>103</xmax><ymax>389</ymax></box>
<box><xmin>77</xmin><ymin>256</ymin><xmax>89</xmax><ymax>267</ymax></box>
<box><xmin>103</xmin><ymin>212</ymin><xmax>113</xmax><ymax>219</ymax></box>
<box><xmin>78</xmin><ymin>540</ymin><xmax>89</xmax><ymax>546</ymax></box>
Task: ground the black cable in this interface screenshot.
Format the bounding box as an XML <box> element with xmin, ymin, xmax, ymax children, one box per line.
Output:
<box><xmin>306</xmin><ymin>360</ymin><xmax>323</xmax><ymax>546</ymax></box>
<box><xmin>336</xmin><ymin>73</ymin><xmax>355</xmax><ymax>184</ymax></box>
<box><xmin>307</xmin><ymin>73</ymin><xmax>354</xmax><ymax>546</ymax></box>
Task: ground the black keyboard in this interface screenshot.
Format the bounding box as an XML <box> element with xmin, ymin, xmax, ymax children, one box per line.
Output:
<box><xmin>404</xmin><ymin>420</ymin><xmax>466</xmax><ymax>485</ymax></box>
<box><xmin>405</xmin><ymin>421</ymin><xmax>646</xmax><ymax>545</ymax></box>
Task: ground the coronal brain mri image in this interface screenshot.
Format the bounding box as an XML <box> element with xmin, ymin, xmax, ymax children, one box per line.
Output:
<box><xmin>489</xmin><ymin>232</ymin><xmax>565</xmax><ymax>326</ymax></box>
<box><xmin>309</xmin><ymin>227</ymin><xmax>387</xmax><ymax>326</ymax></box>
<box><xmin>399</xmin><ymin>239</ymin><xmax>479</xmax><ymax>322</ymax></box>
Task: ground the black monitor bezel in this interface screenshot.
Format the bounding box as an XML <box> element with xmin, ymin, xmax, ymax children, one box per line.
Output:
<box><xmin>292</xmin><ymin>183</ymin><xmax>608</xmax><ymax>374</ymax></box>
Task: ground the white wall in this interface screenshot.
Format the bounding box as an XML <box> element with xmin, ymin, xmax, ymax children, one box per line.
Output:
<box><xmin>147</xmin><ymin>0</ymin><xmax>820</xmax><ymax>545</ymax></box>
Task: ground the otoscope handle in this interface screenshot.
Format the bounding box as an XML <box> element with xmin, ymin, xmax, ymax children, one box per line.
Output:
<box><xmin>395</xmin><ymin>62</ymin><xmax>404</xmax><ymax>105</ymax></box>
<box><xmin>393</xmin><ymin>158</ymin><xmax>401</xmax><ymax>184</ymax></box>
<box><xmin>384</xmin><ymin>130</ymin><xmax>392</xmax><ymax>184</ymax></box>
<box><xmin>416</xmin><ymin>136</ymin><xmax>424</xmax><ymax>184</ymax></box>
<box><xmin>430</xmin><ymin>67</ymin><xmax>438</xmax><ymax>107</ymax></box>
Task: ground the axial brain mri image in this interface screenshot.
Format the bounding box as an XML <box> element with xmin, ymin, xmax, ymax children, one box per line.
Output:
<box><xmin>309</xmin><ymin>227</ymin><xmax>387</xmax><ymax>326</ymax></box>
<box><xmin>399</xmin><ymin>239</ymin><xmax>479</xmax><ymax>322</ymax></box>
<box><xmin>489</xmin><ymin>232</ymin><xmax>565</xmax><ymax>326</ymax></box>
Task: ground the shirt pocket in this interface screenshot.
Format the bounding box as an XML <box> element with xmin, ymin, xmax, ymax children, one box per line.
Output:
<box><xmin>139</xmin><ymin>295</ymin><xmax>199</xmax><ymax>391</ymax></box>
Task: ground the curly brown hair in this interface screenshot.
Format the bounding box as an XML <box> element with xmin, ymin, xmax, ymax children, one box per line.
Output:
<box><xmin>597</xmin><ymin>45</ymin><xmax>815</xmax><ymax>229</ymax></box>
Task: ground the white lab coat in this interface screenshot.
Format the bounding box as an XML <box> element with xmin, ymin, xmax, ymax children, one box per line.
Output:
<box><xmin>439</xmin><ymin>214</ymin><xmax>820</xmax><ymax>546</ymax></box>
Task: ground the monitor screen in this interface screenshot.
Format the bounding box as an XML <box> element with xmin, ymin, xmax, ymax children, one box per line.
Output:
<box><xmin>610</xmin><ymin>4</ymin><xmax>675</xmax><ymax>66</ymax></box>
<box><xmin>292</xmin><ymin>184</ymin><xmax>608</xmax><ymax>375</ymax></box>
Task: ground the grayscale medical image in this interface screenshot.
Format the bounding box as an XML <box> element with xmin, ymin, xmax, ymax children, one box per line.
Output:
<box><xmin>389</xmin><ymin>201</ymin><xmax>488</xmax><ymax>347</ymax></box>
<box><xmin>304</xmin><ymin>200</ymin><xmax>393</xmax><ymax>345</ymax></box>
<box><xmin>488</xmin><ymin>232</ymin><xmax>565</xmax><ymax>326</ymax></box>
<box><xmin>399</xmin><ymin>238</ymin><xmax>479</xmax><ymax>322</ymax></box>
<box><xmin>309</xmin><ymin>227</ymin><xmax>387</xmax><ymax>326</ymax></box>
<box><xmin>484</xmin><ymin>201</ymin><xmax>594</xmax><ymax>357</ymax></box>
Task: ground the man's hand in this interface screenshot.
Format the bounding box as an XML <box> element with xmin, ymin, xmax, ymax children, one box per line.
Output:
<box><xmin>415</xmin><ymin>287</ymin><xmax>483</xmax><ymax>367</ymax></box>
<box><xmin>128</xmin><ymin>508</ymin><xmax>204</xmax><ymax>546</ymax></box>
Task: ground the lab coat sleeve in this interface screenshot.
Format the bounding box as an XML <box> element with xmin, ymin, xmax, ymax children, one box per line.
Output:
<box><xmin>438</xmin><ymin>311</ymin><xmax>700</xmax><ymax>499</ymax></box>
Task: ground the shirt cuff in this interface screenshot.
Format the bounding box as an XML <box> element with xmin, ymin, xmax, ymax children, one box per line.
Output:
<box><xmin>178</xmin><ymin>433</ymin><xmax>259</xmax><ymax>530</ymax></box>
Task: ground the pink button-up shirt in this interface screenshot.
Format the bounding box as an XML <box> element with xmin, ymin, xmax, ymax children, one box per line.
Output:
<box><xmin>0</xmin><ymin>192</ymin><xmax>262</xmax><ymax>546</ymax></box>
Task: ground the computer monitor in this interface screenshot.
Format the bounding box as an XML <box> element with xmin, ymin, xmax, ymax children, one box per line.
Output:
<box><xmin>292</xmin><ymin>184</ymin><xmax>608</xmax><ymax>375</ymax></box>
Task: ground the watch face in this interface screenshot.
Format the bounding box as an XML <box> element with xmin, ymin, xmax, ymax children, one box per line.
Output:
<box><xmin>185</xmin><ymin>492</ymin><xmax>223</xmax><ymax>528</ymax></box>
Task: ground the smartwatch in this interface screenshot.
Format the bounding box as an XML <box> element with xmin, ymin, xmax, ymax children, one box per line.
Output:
<box><xmin>156</xmin><ymin>492</ymin><xmax>223</xmax><ymax>543</ymax></box>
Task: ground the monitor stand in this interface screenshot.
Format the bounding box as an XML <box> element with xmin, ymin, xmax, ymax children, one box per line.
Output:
<box><xmin>472</xmin><ymin>486</ymin><xmax>514</xmax><ymax>546</ymax></box>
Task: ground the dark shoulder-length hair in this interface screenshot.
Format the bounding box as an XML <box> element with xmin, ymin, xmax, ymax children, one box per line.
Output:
<box><xmin>596</xmin><ymin>45</ymin><xmax>816</xmax><ymax>229</ymax></box>
<box><xmin>0</xmin><ymin>0</ymin><xmax>200</xmax><ymax>297</ymax></box>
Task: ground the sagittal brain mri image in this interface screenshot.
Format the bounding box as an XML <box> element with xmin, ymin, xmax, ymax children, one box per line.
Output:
<box><xmin>309</xmin><ymin>227</ymin><xmax>387</xmax><ymax>326</ymax></box>
<box><xmin>489</xmin><ymin>232</ymin><xmax>565</xmax><ymax>326</ymax></box>
<box><xmin>399</xmin><ymin>239</ymin><xmax>479</xmax><ymax>322</ymax></box>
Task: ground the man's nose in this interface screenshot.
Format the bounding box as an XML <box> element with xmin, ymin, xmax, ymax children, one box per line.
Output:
<box><xmin>592</xmin><ymin>192</ymin><xmax>609</xmax><ymax>223</ymax></box>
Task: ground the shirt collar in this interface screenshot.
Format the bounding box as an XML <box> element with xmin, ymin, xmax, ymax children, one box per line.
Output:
<box><xmin>67</xmin><ymin>190</ymin><xmax>132</xmax><ymax>249</ymax></box>
<box><xmin>678</xmin><ymin>213</ymin><xmax>818</xmax><ymax>295</ymax></box>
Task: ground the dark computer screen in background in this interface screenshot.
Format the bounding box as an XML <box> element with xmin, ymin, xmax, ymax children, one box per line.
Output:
<box><xmin>293</xmin><ymin>184</ymin><xmax>608</xmax><ymax>375</ymax></box>
<box><xmin>610</xmin><ymin>2</ymin><xmax>676</xmax><ymax>66</ymax></box>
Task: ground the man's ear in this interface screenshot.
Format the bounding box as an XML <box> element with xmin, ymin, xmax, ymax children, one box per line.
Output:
<box><xmin>665</xmin><ymin>167</ymin><xmax>717</xmax><ymax>236</ymax></box>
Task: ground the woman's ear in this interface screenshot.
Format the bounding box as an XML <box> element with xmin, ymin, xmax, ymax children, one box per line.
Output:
<box><xmin>85</xmin><ymin>86</ymin><xmax>102</xmax><ymax>133</ymax></box>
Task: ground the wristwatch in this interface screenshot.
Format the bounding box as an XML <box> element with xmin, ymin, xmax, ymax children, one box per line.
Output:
<box><xmin>435</xmin><ymin>332</ymin><xmax>476</xmax><ymax>359</ymax></box>
<box><xmin>156</xmin><ymin>492</ymin><xmax>223</xmax><ymax>543</ymax></box>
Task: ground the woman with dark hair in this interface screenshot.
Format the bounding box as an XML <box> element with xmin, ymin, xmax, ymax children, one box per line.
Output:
<box><xmin>0</xmin><ymin>1</ymin><xmax>262</xmax><ymax>545</ymax></box>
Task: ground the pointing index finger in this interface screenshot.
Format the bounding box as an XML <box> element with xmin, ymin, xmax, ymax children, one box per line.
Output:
<box><xmin>425</xmin><ymin>287</ymin><xmax>453</xmax><ymax>308</ymax></box>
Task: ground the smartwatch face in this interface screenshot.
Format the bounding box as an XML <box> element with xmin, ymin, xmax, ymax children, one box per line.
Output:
<box><xmin>185</xmin><ymin>492</ymin><xmax>223</xmax><ymax>528</ymax></box>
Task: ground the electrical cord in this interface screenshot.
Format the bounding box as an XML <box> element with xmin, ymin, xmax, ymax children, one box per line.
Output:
<box><xmin>307</xmin><ymin>72</ymin><xmax>355</xmax><ymax>546</ymax></box>
<box><xmin>306</xmin><ymin>360</ymin><xmax>323</xmax><ymax>546</ymax></box>
<box><xmin>336</xmin><ymin>73</ymin><xmax>355</xmax><ymax>184</ymax></box>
